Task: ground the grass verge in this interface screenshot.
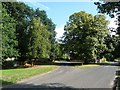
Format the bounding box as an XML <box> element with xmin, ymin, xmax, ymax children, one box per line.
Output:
<box><xmin>75</xmin><ymin>64</ymin><xmax>100</xmax><ymax>69</ymax></box>
<box><xmin>118</xmin><ymin>77</ymin><xmax>120</xmax><ymax>87</ymax></box>
<box><xmin>0</xmin><ymin>65</ymin><xmax>58</xmax><ymax>86</ymax></box>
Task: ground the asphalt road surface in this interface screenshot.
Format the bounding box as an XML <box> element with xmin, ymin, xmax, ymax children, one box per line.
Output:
<box><xmin>3</xmin><ymin>64</ymin><xmax>118</xmax><ymax>89</ymax></box>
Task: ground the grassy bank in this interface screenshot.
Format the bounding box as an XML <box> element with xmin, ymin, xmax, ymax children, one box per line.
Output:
<box><xmin>118</xmin><ymin>77</ymin><xmax>120</xmax><ymax>88</ymax></box>
<box><xmin>75</xmin><ymin>64</ymin><xmax>100</xmax><ymax>69</ymax></box>
<box><xmin>117</xmin><ymin>69</ymin><xmax>120</xmax><ymax>89</ymax></box>
<box><xmin>1</xmin><ymin>65</ymin><xmax>58</xmax><ymax>86</ymax></box>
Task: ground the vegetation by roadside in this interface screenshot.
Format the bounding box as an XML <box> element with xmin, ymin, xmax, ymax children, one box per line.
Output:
<box><xmin>0</xmin><ymin>65</ymin><xmax>58</xmax><ymax>86</ymax></box>
<box><xmin>118</xmin><ymin>77</ymin><xmax>120</xmax><ymax>89</ymax></box>
<box><xmin>116</xmin><ymin>68</ymin><xmax>120</xmax><ymax>90</ymax></box>
<box><xmin>98</xmin><ymin>61</ymin><xmax>114</xmax><ymax>65</ymax></box>
<box><xmin>75</xmin><ymin>64</ymin><xmax>100</xmax><ymax>69</ymax></box>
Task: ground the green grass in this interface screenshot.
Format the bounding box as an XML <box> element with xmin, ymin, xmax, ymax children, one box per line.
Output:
<box><xmin>75</xmin><ymin>64</ymin><xmax>100</xmax><ymax>69</ymax></box>
<box><xmin>0</xmin><ymin>65</ymin><xmax>58</xmax><ymax>86</ymax></box>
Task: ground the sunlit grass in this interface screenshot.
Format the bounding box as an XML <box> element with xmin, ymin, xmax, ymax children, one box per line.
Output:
<box><xmin>75</xmin><ymin>64</ymin><xmax>100</xmax><ymax>69</ymax></box>
<box><xmin>1</xmin><ymin>65</ymin><xmax>58</xmax><ymax>86</ymax></box>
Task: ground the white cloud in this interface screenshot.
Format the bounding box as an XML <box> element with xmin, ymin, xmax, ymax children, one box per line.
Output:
<box><xmin>108</xmin><ymin>16</ymin><xmax>118</xmax><ymax>29</ymax></box>
<box><xmin>55</xmin><ymin>25</ymin><xmax>65</xmax><ymax>39</ymax></box>
<box><xmin>17</xmin><ymin>0</ymin><xmax>99</xmax><ymax>2</ymax></box>
<box><xmin>38</xmin><ymin>3</ymin><xmax>50</xmax><ymax>10</ymax></box>
<box><xmin>27</xmin><ymin>2</ymin><xmax>50</xmax><ymax>10</ymax></box>
<box><xmin>108</xmin><ymin>15</ymin><xmax>118</xmax><ymax>36</ymax></box>
<box><xmin>17</xmin><ymin>0</ymin><xmax>50</xmax><ymax>10</ymax></box>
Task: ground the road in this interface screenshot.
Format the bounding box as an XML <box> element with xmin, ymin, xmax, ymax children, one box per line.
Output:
<box><xmin>3</xmin><ymin>64</ymin><xmax>118</xmax><ymax>89</ymax></box>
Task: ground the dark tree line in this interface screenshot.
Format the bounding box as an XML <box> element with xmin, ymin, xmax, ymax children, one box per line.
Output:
<box><xmin>94</xmin><ymin>1</ymin><xmax>120</xmax><ymax>60</ymax></box>
<box><xmin>1</xmin><ymin>2</ymin><xmax>57</xmax><ymax>67</ymax></box>
<box><xmin>1</xmin><ymin>1</ymin><xmax>120</xmax><ymax>67</ymax></box>
<box><xmin>62</xmin><ymin>1</ymin><xmax>120</xmax><ymax>63</ymax></box>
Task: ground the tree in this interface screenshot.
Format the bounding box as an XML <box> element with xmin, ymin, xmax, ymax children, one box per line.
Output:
<box><xmin>102</xmin><ymin>34</ymin><xmax>115</xmax><ymax>61</ymax></box>
<box><xmin>1</xmin><ymin>7</ymin><xmax>18</xmax><ymax>64</ymax></box>
<box><xmin>94</xmin><ymin>1</ymin><xmax>120</xmax><ymax>59</ymax></box>
<box><xmin>2</xmin><ymin>2</ymin><xmax>56</xmax><ymax>63</ymax></box>
<box><xmin>63</xmin><ymin>11</ymin><xmax>109</xmax><ymax>63</ymax></box>
<box><xmin>51</xmin><ymin>42</ymin><xmax>68</xmax><ymax>60</ymax></box>
<box><xmin>94</xmin><ymin>1</ymin><xmax>120</xmax><ymax>34</ymax></box>
<box><xmin>27</xmin><ymin>17</ymin><xmax>51</xmax><ymax>65</ymax></box>
<box><xmin>0</xmin><ymin>2</ymin><xmax>2</xmax><ymax>65</ymax></box>
<box><xmin>2</xmin><ymin>2</ymin><xmax>34</xmax><ymax>62</ymax></box>
<box><xmin>33</xmin><ymin>9</ymin><xmax>56</xmax><ymax>59</ymax></box>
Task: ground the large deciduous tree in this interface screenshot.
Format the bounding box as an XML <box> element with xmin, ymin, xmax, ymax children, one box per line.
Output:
<box><xmin>2</xmin><ymin>2</ymin><xmax>33</xmax><ymax>62</ymax></box>
<box><xmin>63</xmin><ymin>11</ymin><xmax>109</xmax><ymax>63</ymax></box>
<box><xmin>33</xmin><ymin>9</ymin><xmax>56</xmax><ymax>59</ymax></box>
<box><xmin>2</xmin><ymin>2</ymin><xmax>56</xmax><ymax>64</ymax></box>
<box><xmin>94</xmin><ymin>1</ymin><xmax>120</xmax><ymax>59</ymax></box>
<box><xmin>28</xmin><ymin>17</ymin><xmax>51</xmax><ymax>59</ymax></box>
<box><xmin>1</xmin><ymin>7</ymin><xmax>18</xmax><ymax>63</ymax></box>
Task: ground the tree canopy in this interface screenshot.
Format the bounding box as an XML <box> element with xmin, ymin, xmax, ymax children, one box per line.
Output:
<box><xmin>2</xmin><ymin>1</ymin><xmax>119</xmax><ymax>67</ymax></box>
<box><xmin>63</xmin><ymin>11</ymin><xmax>109</xmax><ymax>63</ymax></box>
<box><xmin>1</xmin><ymin>7</ymin><xmax>18</xmax><ymax>62</ymax></box>
<box><xmin>94</xmin><ymin>1</ymin><xmax>120</xmax><ymax>59</ymax></box>
<box><xmin>27</xmin><ymin>17</ymin><xmax>51</xmax><ymax>59</ymax></box>
<box><xmin>1</xmin><ymin>2</ymin><xmax>56</xmax><ymax>66</ymax></box>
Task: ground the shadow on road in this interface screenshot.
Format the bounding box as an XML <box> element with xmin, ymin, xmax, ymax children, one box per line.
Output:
<box><xmin>2</xmin><ymin>83</ymin><xmax>112</xmax><ymax>90</ymax></box>
<box><xmin>1</xmin><ymin>80</ymin><xmax>14</xmax><ymax>87</ymax></box>
<box><xmin>97</xmin><ymin>62</ymin><xmax>119</xmax><ymax>67</ymax></box>
<box><xmin>2</xmin><ymin>83</ymin><xmax>79</xmax><ymax>90</ymax></box>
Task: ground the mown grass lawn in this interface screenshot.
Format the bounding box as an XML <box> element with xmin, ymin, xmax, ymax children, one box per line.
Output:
<box><xmin>0</xmin><ymin>65</ymin><xmax>58</xmax><ymax>86</ymax></box>
<box><xmin>75</xmin><ymin>64</ymin><xmax>100</xmax><ymax>69</ymax></box>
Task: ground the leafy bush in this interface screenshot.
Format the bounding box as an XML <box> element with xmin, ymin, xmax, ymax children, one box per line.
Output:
<box><xmin>100</xmin><ymin>57</ymin><xmax>107</xmax><ymax>63</ymax></box>
<box><xmin>2</xmin><ymin>61</ymin><xmax>14</xmax><ymax>69</ymax></box>
<box><xmin>114</xmin><ymin>58</ymin><xmax>120</xmax><ymax>62</ymax></box>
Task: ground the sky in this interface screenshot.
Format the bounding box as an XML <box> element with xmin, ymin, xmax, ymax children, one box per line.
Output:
<box><xmin>17</xmin><ymin>0</ymin><xmax>118</xmax><ymax>39</ymax></box>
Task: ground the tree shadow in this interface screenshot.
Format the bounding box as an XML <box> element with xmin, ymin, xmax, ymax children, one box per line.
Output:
<box><xmin>97</xmin><ymin>62</ymin><xmax>120</xmax><ymax>66</ymax></box>
<box><xmin>2</xmin><ymin>61</ymin><xmax>83</xmax><ymax>70</ymax></box>
<box><xmin>2</xmin><ymin>83</ymin><xmax>89</xmax><ymax>90</ymax></box>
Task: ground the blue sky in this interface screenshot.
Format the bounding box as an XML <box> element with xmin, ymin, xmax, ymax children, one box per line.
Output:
<box><xmin>24</xmin><ymin>2</ymin><xmax>99</xmax><ymax>39</ymax></box>
<box><xmin>25</xmin><ymin>2</ymin><xmax>98</xmax><ymax>26</ymax></box>
<box><xmin>17</xmin><ymin>1</ymin><xmax>117</xmax><ymax>39</ymax></box>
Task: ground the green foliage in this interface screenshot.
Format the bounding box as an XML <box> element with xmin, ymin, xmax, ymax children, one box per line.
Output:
<box><xmin>103</xmin><ymin>35</ymin><xmax>118</xmax><ymax>61</ymax></box>
<box><xmin>52</xmin><ymin>42</ymin><xmax>69</xmax><ymax>60</ymax></box>
<box><xmin>95</xmin><ymin>1</ymin><xmax>120</xmax><ymax>59</ymax></box>
<box><xmin>27</xmin><ymin>17</ymin><xmax>51</xmax><ymax>59</ymax></box>
<box><xmin>112</xmin><ymin>35</ymin><xmax>120</xmax><ymax>59</ymax></box>
<box><xmin>94</xmin><ymin>2</ymin><xmax>119</xmax><ymax>18</ymax></box>
<box><xmin>0</xmin><ymin>2</ymin><xmax>2</xmax><ymax>65</ymax></box>
<box><xmin>100</xmin><ymin>57</ymin><xmax>107</xmax><ymax>63</ymax></box>
<box><xmin>33</xmin><ymin>9</ymin><xmax>56</xmax><ymax>58</ymax></box>
<box><xmin>2</xmin><ymin>2</ymin><xmax>34</xmax><ymax>61</ymax></box>
<box><xmin>94</xmin><ymin>1</ymin><xmax>120</xmax><ymax>36</ymax></box>
<box><xmin>63</xmin><ymin>11</ymin><xmax>109</xmax><ymax>63</ymax></box>
<box><xmin>1</xmin><ymin>7</ymin><xmax>18</xmax><ymax>62</ymax></box>
<box><xmin>114</xmin><ymin>58</ymin><xmax>120</xmax><ymax>62</ymax></box>
<box><xmin>2</xmin><ymin>2</ymin><xmax>56</xmax><ymax>65</ymax></box>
